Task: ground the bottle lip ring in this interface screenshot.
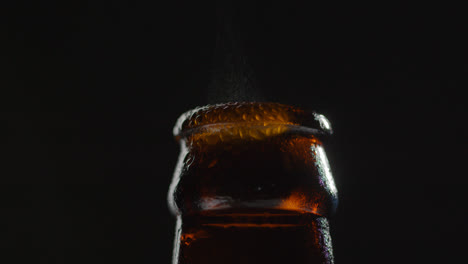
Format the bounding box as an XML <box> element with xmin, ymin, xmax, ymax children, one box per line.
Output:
<box><xmin>173</xmin><ymin>102</ymin><xmax>333</xmax><ymax>138</ymax></box>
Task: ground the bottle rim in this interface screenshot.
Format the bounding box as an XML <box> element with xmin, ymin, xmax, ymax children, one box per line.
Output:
<box><xmin>173</xmin><ymin>102</ymin><xmax>333</xmax><ymax>140</ymax></box>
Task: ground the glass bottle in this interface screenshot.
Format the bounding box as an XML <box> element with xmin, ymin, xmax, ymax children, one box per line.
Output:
<box><xmin>168</xmin><ymin>102</ymin><xmax>338</xmax><ymax>264</ymax></box>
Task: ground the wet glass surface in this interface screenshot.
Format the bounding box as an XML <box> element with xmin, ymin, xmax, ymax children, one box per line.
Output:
<box><xmin>168</xmin><ymin>102</ymin><xmax>338</xmax><ymax>264</ymax></box>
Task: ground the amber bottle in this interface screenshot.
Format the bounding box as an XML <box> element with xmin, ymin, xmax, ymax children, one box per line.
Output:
<box><xmin>168</xmin><ymin>102</ymin><xmax>338</xmax><ymax>264</ymax></box>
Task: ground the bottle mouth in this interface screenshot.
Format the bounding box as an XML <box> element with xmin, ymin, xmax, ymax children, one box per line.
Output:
<box><xmin>173</xmin><ymin>102</ymin><xmax>332</xmax><ymax>141</ymax></box>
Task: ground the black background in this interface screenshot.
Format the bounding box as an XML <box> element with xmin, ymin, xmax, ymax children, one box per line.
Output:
<box><xmin>2</xmin><ymin>1</ymin><xmax>467</xmax><ymax>263</ymax></box>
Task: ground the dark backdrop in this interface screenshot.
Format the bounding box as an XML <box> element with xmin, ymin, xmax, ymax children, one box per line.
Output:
<box><xmin>2</xmin><ymin>1</ymin><xmax>466</xmax><ymax>263</ymax></box>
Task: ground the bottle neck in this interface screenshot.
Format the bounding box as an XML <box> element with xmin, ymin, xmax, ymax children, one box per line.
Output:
<box><xmin>169</xmin><ymin>103</ymin><xmax>337</xmax><ymax>264</ymax></box>
<box><xmin>172</xmin><ymin>212</ymin><xmax>334</xmax><ymax>264</ymax></box>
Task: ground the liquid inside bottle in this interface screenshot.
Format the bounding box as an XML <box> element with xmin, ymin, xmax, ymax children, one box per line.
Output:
<box><xmin>174</xmin><ymin>209</ymin><xmax>333</xmax><ymax>264</ymax></box>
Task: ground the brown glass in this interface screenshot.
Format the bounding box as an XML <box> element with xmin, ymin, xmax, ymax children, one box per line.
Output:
<box><xmin>168</xmin><ymin>102</ymin><xmax>338</xmax><ymax>264</ymax></box>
